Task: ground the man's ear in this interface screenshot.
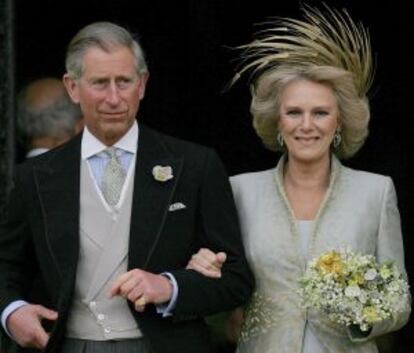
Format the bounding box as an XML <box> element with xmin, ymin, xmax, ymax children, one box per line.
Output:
<box><xmin>138</xmin><ymin>72</ymin><xmax>149</xmax><ymax>100</ymax></box>
<box><xmin>63</xmin><ymin>73</ymin><xmax>80</xmax><ymax>104</ymax></box>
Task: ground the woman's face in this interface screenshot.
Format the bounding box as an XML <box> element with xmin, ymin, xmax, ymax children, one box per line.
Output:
<box><xmin>278</xmin><ymin>79</ymin><xmax>339</xmax><ymax>164</ymax></box>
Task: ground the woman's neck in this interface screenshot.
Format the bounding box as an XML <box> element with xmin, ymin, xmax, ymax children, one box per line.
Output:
<box><xmin>282</xmin><ymin>155</ymin><xmax>332</xmax><ymax>220</ymax></box>
<box><xmin>283</xmin><ymin>155</ymin><xmax>331</xmax><ymax>191</ymax></box>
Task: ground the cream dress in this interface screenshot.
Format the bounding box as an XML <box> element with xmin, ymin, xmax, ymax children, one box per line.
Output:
<box><xmin>297</xmin><ymin>220</ymin><xmax>324</xmax><ymax>353</ymax></box>
<box><xmin>231</xmin><ymin>155</ymin><xmax>410</xmax><ymax>353</ymax></box>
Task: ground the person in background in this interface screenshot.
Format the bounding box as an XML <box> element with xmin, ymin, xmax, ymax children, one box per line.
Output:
<box><xmin>0</xmin><ymin>78</ymin><xmax>84</xmax><ymax>353</ymax></box>
<box><xmin>187</xmin><ymin>5</ymin><xmax>411</xmax><ymax>353</ymax></box>
<box><xmin>17</xmin><ymin>77</ymin><xmax>83</xmax><ymax>158</ymax></box>
<box><xmin>0</xmin><ymin>22</ymin><xmax>253</xmax><ymax>353</ymax></box>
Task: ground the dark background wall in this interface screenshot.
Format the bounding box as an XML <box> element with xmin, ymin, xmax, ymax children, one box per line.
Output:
<box><xmin>0</xmin><ymin>0</ymin><xmax>15</xmax><ymax>217</ymax></box>
<box><xmin>9</xmin><ymin>0</ymin><xmax>414</xmax><ymax>350</ymax></box>
<box><xmin>14</xmin><ymin>0</ymin><xmax>412</xmax><ymax>171</ymax></box>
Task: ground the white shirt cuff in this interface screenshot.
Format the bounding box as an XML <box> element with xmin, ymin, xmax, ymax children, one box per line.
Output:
<box><xmin>1</xmin><ymin>300</ymin><xmax>29</xmax><ymax>337</ymax></box>
<box><xmin>155</xmin><ymin>272</ymin><xmax>178</xmax><ymax>317</ymax></box>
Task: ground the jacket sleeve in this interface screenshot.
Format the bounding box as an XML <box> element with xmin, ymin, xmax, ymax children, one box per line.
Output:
<box><xmin>0</xmin><ymin>166</ymin><xmax>37</xmax><ymax>317</ymax></box>
<box><xmin>349</xmin><ymin>177</ymin><xmax>411</xmax><ymax>342</ymax></box>
<box><xmin>168</xmin><ymin>149</ymin><xmax>254</xmax><ymax>319</ymax></box>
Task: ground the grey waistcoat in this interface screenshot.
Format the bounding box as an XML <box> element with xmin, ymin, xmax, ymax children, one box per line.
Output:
<box><xmin>65</xmin><ymin>158</ymin><xmax>143</xmax><ymax>340</ymax></box>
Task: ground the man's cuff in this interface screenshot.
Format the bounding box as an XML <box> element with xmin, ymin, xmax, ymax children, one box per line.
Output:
<box><xmin>155</xmin><ymin>272</ymin><xmax>178</xmax><ymax>317</ymax></box>
<box><xmin>1</xmin><ymin>300</ymin><xmax>29</xmax><ymax>337</ymax></box>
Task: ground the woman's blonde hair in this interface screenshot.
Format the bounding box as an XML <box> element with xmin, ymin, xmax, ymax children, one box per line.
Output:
<box><xmin>232</xmin><ymin>5</ymin><xmax>374</xmax><ymax>159</ymax></box>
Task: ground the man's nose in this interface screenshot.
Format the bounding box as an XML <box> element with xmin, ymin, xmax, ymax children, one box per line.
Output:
<box><xmin>106</xmin><ymin>82</ymin><xmax>121</xmax><ymax>105</ymax></box>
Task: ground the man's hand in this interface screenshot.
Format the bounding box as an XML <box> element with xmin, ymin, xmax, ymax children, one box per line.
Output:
<box><xmin>7</xmin><ymin>304</ymin><xmax>58</xmax><ymax>349</ymax></box>
<box><xmin>109</xmin><ymin>269</ymin><xmax>173</xmax><ymax>312</ymax></box>
<box><xmin>186</xmin><ymin>248</ymin><xmax>227</xmax><ymax>278</ymax></box>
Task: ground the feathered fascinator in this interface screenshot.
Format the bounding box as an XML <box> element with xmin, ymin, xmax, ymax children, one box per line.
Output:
<box><xmin>231</xmin><ymin>4</ymin><xmax>374</xmax><ymax>98</ymax></box>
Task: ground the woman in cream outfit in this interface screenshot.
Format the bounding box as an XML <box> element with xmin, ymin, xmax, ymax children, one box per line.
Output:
<box><xmin>187</xmin><ymin>6</ymin><xmax>411</xmax><ymax>353</ymax></box>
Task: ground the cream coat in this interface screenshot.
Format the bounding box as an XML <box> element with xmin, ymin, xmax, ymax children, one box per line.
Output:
<box><xmin>232</xmin><ymin>156</ymin><xmax>411</xmax><ymax>353</ymax></box>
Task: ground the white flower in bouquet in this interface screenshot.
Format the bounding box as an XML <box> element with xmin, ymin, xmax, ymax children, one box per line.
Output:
<box><xmin>299</xmin><ymin>248</ymin><xmax>410</xmax><ymax>332</ymax></box>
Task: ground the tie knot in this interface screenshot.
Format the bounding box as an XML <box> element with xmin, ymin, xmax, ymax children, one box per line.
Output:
<box><xmin>104</xmin><ymin>147</ymin><xmax>118</xmax><ymax>159</ymax></box>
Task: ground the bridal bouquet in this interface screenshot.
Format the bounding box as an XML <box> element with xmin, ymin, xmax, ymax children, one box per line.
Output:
<box><xmin>299</xmin><ymin>248</ymin><xmax>409</xmax><ymax>331</ymax></box>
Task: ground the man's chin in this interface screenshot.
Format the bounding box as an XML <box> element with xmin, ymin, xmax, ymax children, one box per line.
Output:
<box><xmin>99</xmin><ymin>124</ymin><xmax>132</xmax><ymax>144</ymax></box>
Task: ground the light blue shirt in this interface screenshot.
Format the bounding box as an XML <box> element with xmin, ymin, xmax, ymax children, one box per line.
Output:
<box><xmin>1</xmin><ymin>121</ymin><xmax>178</xmax><ymax>335</ymax></box>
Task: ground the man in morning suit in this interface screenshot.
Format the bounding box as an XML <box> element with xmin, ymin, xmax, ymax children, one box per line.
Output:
<box><xmin>0</xmin><ymin>22</ymin><xmax>254</xmax><ymax>353</ymax></box>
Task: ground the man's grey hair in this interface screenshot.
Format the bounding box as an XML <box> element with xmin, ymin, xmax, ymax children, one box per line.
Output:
<box><xmin>17</xmin><ymin>89</ymin><xmax>81</xmax><ymax>140</ymax></box>
<box><xmin>65</xmin><ymin>22</ymin><xmax>148</xmax><ymax>79</ymax></box>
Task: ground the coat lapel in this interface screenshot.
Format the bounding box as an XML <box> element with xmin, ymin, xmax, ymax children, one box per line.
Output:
<box><xmin>32</xmin><ymin>126</ymin><xmax>183</xmax><ymax>280</ymax></box>
<box><xmin>33</xmin><ymin>136</ymin><xmax>81</xmax><ymax>281</ymax></box>
<box><xmin>273</xmin><ymin>154</ymin><xmax>342</xmax><ymax>268</ymax></box>
<box><xmin>128</xmin><ymin>126</ymin><xmax>183</xmax><ymax>270</ymax></box>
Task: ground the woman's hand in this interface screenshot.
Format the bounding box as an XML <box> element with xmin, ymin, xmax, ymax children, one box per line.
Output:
<box><xmin>186</xmin><ymin>248</ymin><xmax>227</xmax><ymax>278</ymax></box>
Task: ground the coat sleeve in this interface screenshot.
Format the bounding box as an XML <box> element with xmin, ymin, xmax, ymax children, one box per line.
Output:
<box><xmin>349</xmin><ymin>177</ymin><xmax>411</xmax><ymax>342</ymax></box>
<box><xmin>0</xmin><ymin>166</ymin><xmax>37</xmax><ymax>316</ymax></box>
<box><xmin>168</xmin><ymin>149</ymin><xmax>254</xmax><ymax>319</ymax></box>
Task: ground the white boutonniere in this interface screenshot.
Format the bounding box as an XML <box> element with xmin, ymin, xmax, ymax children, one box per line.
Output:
<box><xmin>152</xmin><ymin>165</ymin><xmax>174</xmax><ymax>182</ymax></box>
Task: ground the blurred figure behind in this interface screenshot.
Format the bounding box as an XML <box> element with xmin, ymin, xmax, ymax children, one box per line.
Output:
<box><xmin>17</xmin><ymin>77</ymin><xmax>83</xmax><ymax>158</ymax></box>
<box><xmin>0</xmin><ymin>78</ymin><xmax>83</xmax><ymax>353</ymax></box>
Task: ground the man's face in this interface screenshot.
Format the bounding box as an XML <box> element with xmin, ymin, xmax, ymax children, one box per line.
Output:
<box><xmin>64</xmin><ymin>46</ymin><xmax>148</xmax><ymax>146</ymax></box>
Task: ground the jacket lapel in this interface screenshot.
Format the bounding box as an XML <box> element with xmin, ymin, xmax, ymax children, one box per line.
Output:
<box><xmin>32</xmin><ymin>126</ymin><xmax>183</xmax><ymax>280</ymax></box>
<box><xmin>33</xmin><ymin>136</ymin><xmax>81</xmax><ymax>281</ymax></box>
<box><xmin>128</xmin><ymin>125</ymin><xmax>183</xmax><ymax>270</ymax></box>
<box><xmin>273</xmin><ymin>154</ymin><xmax>342</xmax><ymax>268</ymax></box>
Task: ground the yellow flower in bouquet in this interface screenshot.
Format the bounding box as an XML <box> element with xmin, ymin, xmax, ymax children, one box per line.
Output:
<box><xmin>379</xmin><ymin>264</ymin><xmax>392</xmax><ymax>280</ymax></box>
<box><xmin>349</xmin><ymin>272</ymin><xmax>365</xmax><ymax>286</ymax></box>
<box><xmin>316</xmin><ymin>251</ymin><xmax>344</xmax><ymax>278</ymax></box>
<box><xmin>363</xmin><ymin>306</ymin><xmax>381</xmax><ymax>324</ymax></box>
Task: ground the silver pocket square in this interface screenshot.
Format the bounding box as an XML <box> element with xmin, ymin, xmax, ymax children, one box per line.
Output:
<box><xmin>168</xmin><ymin>202</ymin><xmax>186</xmax><ymax>212</ymax></box>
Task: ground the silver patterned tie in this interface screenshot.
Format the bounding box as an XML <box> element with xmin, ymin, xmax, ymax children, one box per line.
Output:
<box><xmin>101</xmin><ymin>147</ymin><xmax>126</xmax><ymax>206</ymax></box>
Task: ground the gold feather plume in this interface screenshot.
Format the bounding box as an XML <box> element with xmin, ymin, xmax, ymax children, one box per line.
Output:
<box><xmin>231</xmin><ymin>4</ymin><xmax>374</xmax><ymax>97</ymax></box>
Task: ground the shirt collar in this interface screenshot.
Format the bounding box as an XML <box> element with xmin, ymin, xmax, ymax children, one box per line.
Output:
<box><xmin>81</xmin><ymin>120</ymin><xmax>139</xmax><ymax>160</ymax></box>
<box><xmin>26</xmin><ymin>147</ymin><xmax>49</xmax><ymax>158</ymax></box>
